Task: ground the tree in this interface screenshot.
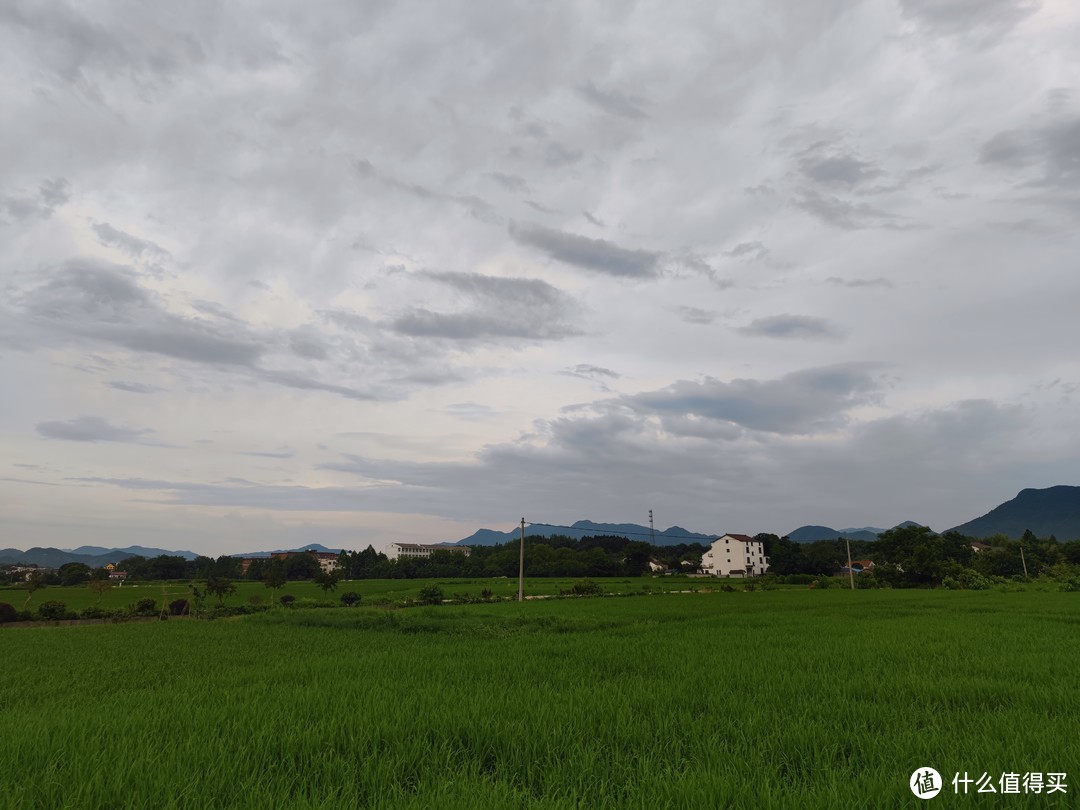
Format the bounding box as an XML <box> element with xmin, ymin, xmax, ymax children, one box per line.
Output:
<box><xmin>263</xmin><ymin>559</ymin><xmax>287</xmax><ymax>605</ymax></box>
<box><xmin>205</xmin><ymin>577</ymin><xmax>237</xmax><ymax>606</ymax></box>
<box><xmin>314</xmin><ymin>569</ymin><xmax>339</xmax><ymax>594</ymax></box>
<box><xmin>283</xmin><ymin>553</ymin><xmax>321</xmax><ymax>580</ymax></box>
<box><xmin>340</xmin><ymin>591</ymin><xmax>361</xmax><ymax>606</ymax></box>
<box><xmin>59</xmin><ymin>562</ymin><xmax>92</xmax><ymax>586</ymax></box>
<box><xmin>22</xmin><ymin>570</ymin><xmax>46</xmax><ymax>609</ymax></box>
<box><xmin>87</xmin><ymin>579</ymin><xmax>112</xmax><ymax>602</ymax></box>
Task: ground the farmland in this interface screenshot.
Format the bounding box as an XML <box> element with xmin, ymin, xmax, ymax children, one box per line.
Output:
<box><xmin>2</xmin><ymin>588</ymin><xmax>1077</xmax><ymax>808</ymax></box>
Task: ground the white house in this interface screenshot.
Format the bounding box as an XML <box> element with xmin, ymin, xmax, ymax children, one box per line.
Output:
<box><xmin>701</xmin><ymin>534</ymin><xmax>768</xmax><ymax>577</ymax></box>
<box><xmin>386</xmin><ymin>543</ymin><xmax>471</xmax><ymax>561</ymax></box>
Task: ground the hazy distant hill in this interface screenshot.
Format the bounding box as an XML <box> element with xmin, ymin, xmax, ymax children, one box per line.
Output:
<box><xmin>947</xmin><ymin>485</ymin><xmax>1080</xmax><ymax>540</ymax></box>
<box><xmin>453</xmin><ymin>520</ymin><xmax>718</xmax><ymax>547</ymax></box>
<box><xmin>231</xmin><ymin>543</ymin><xmax>343</xmax><ymax>559</ymax></box>
<box><xmin>785</xmin><ymin>521</ymin><xmax>923</xmax><ymax>543</ymax></box>
<box><xmin>0</xmin><ymin>545</ymin><xmax>199</xmax><ymax>568</ymax></box>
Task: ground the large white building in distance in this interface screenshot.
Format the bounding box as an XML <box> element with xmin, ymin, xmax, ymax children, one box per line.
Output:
<box><xmin>386</xmin><ymin>543</ymin><xmax>471</xmax><ymax>561</ymax></box>
<box><xmin>700</xmin><ymin>534</ymin><xmax>768</xmax><ymax>577</ymax></box>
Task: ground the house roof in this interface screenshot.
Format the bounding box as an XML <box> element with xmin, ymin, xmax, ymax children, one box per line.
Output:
<box><xmin>717</xmin><ymin>533</ymin><xmax>756</xmax><ymax>543</ymax></box>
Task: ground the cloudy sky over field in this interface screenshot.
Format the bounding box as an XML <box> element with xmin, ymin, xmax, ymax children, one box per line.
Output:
<box><xmin>2</xmin><ymin>0</ymin><xmax>1079</xmax><ymax>554</ymax></box>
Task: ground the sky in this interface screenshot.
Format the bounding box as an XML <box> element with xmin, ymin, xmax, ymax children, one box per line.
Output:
<box><xmin>2</xmin><ymin>0</ymin><xmax>1079</xmax><ymax>556</ymax></box>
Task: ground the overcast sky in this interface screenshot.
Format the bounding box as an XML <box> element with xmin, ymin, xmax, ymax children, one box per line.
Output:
<box><xmin>3</xmin><ymin>1</ymin><xmax>1079</xmax><ymax>555</ymax></box>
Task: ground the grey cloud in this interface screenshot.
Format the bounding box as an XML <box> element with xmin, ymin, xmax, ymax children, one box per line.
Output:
<box><xmin>543</xmin><ymin>141</ymin><xmax>584</xmax><ymax>168</ymax></box>
<box><xmin>24</xmin><ymin>265</ymin><xmax>257</xmax><ymax>368</ymax></box>
<box><xmin>106</xmin><ymin>380</ymin><xmax>163</xmax><ymax>394</ymax></box>
<box><xmin>794</xmin><ymin>190</ymin><xmax>901</xmax><ymax>230</ymax></box>
<box><xmin>487</xmin><ymin>172</ymin><xmax>529</xmax><ymax>192</ymax></box>
<box><xmin>390</xmin><ymin>271</ymin><xmax>582</xmax><ymax>343</ymax></box>
<box><xmin>980</xmin><ymin>117</ymin><xmax>1080</xmax><ymax>190</ymax></box>
<box><xmin>622</xmin><ymin>363</ymin><xmax>881</xmax><ymax>434</ymax></box>
<box><xmin>677</xmin><ymin>307</ymin><xmax>717</xmax><ymax>325</ymax></box>
<box><xmin>289</xmin><ymin>332</ymin><xmax>328</xmax><ymax>360</ymax></box>
<box><xmin>738</xmin><ymin>314</ymin><xmax>844</xmax><ymax>340</ymax></box>
<box><xmin>524</xmin><ymin>200</ymin><xmax>559</xmax><ymax>215</ymax></box>
<box><xmin>256</xmin><ymin>369</ymin><xmax>377</xmax><ymax>401</ymax></box>
<box><xmin>510</xmin><ymin>222</ymin><xmax>661</xmax><ymax>278</ymax></box>
<box><xmin>825</xmin><ymin>277</ymin><xmax>894</xmax><ymax>288</ymax></box>
<box><xmin>579</xmin><ymin>81</ymin><xmax>649</xmax><ymax>120</ymax></box>
<box><xmin>443</xmin><ymin>402</ymin><xmax>497</xmax><ymax>421</ymax></box>
<box><xmin>724</xmin><ymin>241</ymin><xmax>768</xmax><ymax>261</ymax></box>
<box><xmin>37</xmin><ymin>415</ymin><xmax>153</xmax><ymax>443</ymax></box>
<box><xmin>583</xmin><ymin>211</ymin><xmax>604</xmax><ymax>227</ymax></box>
<box><xmin>2</xmin><ymin>177</ymin><xmax>71</xmax><ymax>221</ymax></box>
<box><xmin>91</xmin><ymin>222</ymin><xmax>170</xmax><ymax>260</ymax></box>
<box><xmin>355</xmin><ymin>158</ymin><xmax>495</xmax><ymax>219</ymax></box>
<box><xmin>242</xmin><ymin>447</ymin><xmax>296</xmax><ymax>459</ymax></box>
<box><xmin>900</xmin><ymin>0</ymin><xmax>1040</xmax><ymax>38</ymax></box>
<box><xmin>799</xmin><ymin>147</ymin><xmax>882</xmax><ymax>189</ymax></box>
<box><xmin>562</xmin><ymin>364</ymin><xmax>621</xmax><ymax>381</ymax></box>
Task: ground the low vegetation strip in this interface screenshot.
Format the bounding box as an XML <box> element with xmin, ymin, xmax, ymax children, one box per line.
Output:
<box><xmin>1</xmin><ymin>590</ymin><xmax>1076</xmax><ymax>808</ymax></box>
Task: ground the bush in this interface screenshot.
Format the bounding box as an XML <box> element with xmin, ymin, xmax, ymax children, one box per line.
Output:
<box><xmin>942</xmin><ymin>570</ymin><xmax>993</xmax><ymax>590</ymax></box>
<box><xmin>417</xmin><ymin>585</ymin><xmax>444</xmax><ymax>605</ymax></box>
<box><xmin>810</xmin><ymin>574</ymin><xmax>833</xmax><ymax>590</ymax></box>
<box><xmin>169</xmin><ymin>598</ymin><xmax>190</xmax><ymax>616</ymax></box>
<box><xmin>340</xmin><ymin>591</ymin><xmax>362</xmax><ymax>607</ymax></box>
<box><xmin>80</xmin><ymin>605</ymin><xmax>111</xmax><ymax>619</ymax></box>
<box><xmin>743</xmin><ymin>582</ymin><xmax>757</xmax><ymax>592</ymax></box>
<box><xmin>132</xmin><ymin>597</ymin><xmax>157</xmax><ymax>616</ymax></box>
<box><xmin>480</xmin><ymin>588</ymin><xmax>494</xmax><ymax>601</ymax></box>
<box><xmin>0</xmin><ymin>602</ymin><xmax>19</xmax><ymax>623</ymax></box>
<box><xmin>1058</xmin><ymin>577</ymin><xmax>1080</xmax><ymax>592</ymax></box>
<box><xmin>562</xmin><ymin>579</ymin><xmax>602</xmax><ymax>597</ymax></box>
<box><xmin>37</xmin><ymin>601</ymin><xmax>68</xmax><ymax>621</ymax></box>
<box><xmin>279</xmin><ymin>594</ymin><xmax>296</xmax><ymax>607</ymax></box>
<box><xmin>782</xmin><ymin>574</ymin><xmax>816</xmax><ymax>585</ymax></box>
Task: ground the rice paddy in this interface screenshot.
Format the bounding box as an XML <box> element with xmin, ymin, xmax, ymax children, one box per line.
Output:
<box><xmin>1</xmin><ymin>588</ymin><xmax>1076</xmax><ymax>808</ymax></box>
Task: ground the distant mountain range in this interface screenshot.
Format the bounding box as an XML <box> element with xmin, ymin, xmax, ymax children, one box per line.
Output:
<box><xmin>947</xmin><ymin>485</ymin><xmax>1080</xmax><ymax>540</ymax></box>
<box><xmin>230</xmin><ymin>543</ymin><xmax>342</xmax><ymax>559</ymax></box>
<box><xmin>0</xmin><ymin>545</ymin><xmax>199</xmax><ymax>568</ymax></box>
<box><xmin>5</xmin><ymin>486</ymin><xmax>1077</xmax><ymax>567</ymax></box>
<box><xmin>452</xmin><ymin>520</ymin><xmax>718</xmax><ymax>547</ymax></box>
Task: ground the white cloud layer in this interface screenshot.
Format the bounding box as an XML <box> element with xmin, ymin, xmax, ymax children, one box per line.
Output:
<box><xmin>3</xmin><ymin>0</ymin><xmax>1080</xmax><ymax>553</ymax></box>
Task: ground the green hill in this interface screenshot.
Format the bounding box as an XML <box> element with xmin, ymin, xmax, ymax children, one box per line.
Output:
<box><xmin>947</xmin><ymin>485</ymin><xmax>1080</xmax><ymax>540</ymax></box>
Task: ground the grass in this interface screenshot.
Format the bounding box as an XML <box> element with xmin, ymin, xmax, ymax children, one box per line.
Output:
<box><xmin>1</xmin><ymin>589</ymin><xmax>1076</xmax><ymax>808</ymax></box>
<box><xmin>0</xmin><ymin>575</ymin><xmax>721</xmax><ymax>614</ymax></box>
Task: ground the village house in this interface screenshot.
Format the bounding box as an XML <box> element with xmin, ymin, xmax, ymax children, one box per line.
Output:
<box><xmin>238</xmin><ymin>549</ymin><xmax>341</xmax><ymax>576</ymax></box>
<box><xmin>700</xmin><ymin>534</ymin><xmax>768</xmax><ymax>577</ymax></box>
<box><xmin>385</xmin><ymin>543</ymin><xmax>471</xmax><ymax>561</ymax></box>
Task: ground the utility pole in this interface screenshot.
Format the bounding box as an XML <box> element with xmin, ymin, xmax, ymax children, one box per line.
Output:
<box><xmin>649</xmin><ymin>509</ymin><xmax>655</xmax><ymax>546</ymax></box>
<box><xmin>518</xmin><ymin>517</ymin><xmax>525</xmax><ymax>602</ymax></box>
<box><xmin>846</xmin><ymin>537</ymin><xmax>855</xmax><ymax>591</ymax></box>
<box><xmin>1019</xmin><ymin>543</ymin><xmax>1029</xmax><ymax>578</ymax></box>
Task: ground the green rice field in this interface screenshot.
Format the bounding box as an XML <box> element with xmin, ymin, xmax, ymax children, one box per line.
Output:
<box><xmin>2</xmin><ymin>588</ymin><xmax>1076</xmax><ymax>808</ymax></box>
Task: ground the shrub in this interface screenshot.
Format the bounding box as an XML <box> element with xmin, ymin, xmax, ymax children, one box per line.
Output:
<box><xmin>562</xmin><ymin>579</ymin><xmax>602</xmax><ymax>597</ymax></box>
<box><xmin>480</xmin><ymin>588</ymin><xmax>494</xmax><ymax>601</ymax></box>
<box><xmin>783</xmin><ymin>574</ymin><xmax>815</xmax><ymax>585</ymax></box>
<box><xmin>720</xmin><ymin>584</ymin><xmax>736</xmax><ymax>593</ymax></box>
<box><xmin>942</xmin><ymin>570</ymin><xmax>993</xmax><ymax>590</ymax></box>
<box><xmin>743</xmin><ymin>582</ymin><xmax>757</xmax><ymax>592</ymax></box>
<box><xmin>169</xmin><ymin>598</ymin><xmax>190</xmax><ymax>616</ymax></box>
<box><xmin>0</xmin><ymin>602</ymin><xmax>19</xmax><ymax>623</ymax></box>
<box><xmin>417</xmin><ymin>585</ymin><xmax>444</xmax><ymax>605</ymax></box>
<box><xmin>37</xmin><ymin>601</ymin><xmax>68</xmax><ymax>621</ymax></box>
<box><xmin>340</xmin><ymin>591</ymin><xmax>362</xmax><ymax>606</ymax></box>
<box><xmin>132</xmin><ymin>597</ymin><xmax>157</xmax><ymax>616</ymax></box>
<box><xmin>1058</xmin><ymin>577</ymin><xmax>1080</xmax><ymax>593</ymax></box>
<box><xmin>279</xmin><ymin>594</ymin><xmax>296</xmax><ymax>607</ymax></box>
<box><xmin>80</xmin><ymin>605</ymin><xmax>110</xmax><ymax>619</ymax></box>
<box><xmin>811</xmin><ymin>574</ymin><xmax>833</xmax><ymax>590</ymax></box>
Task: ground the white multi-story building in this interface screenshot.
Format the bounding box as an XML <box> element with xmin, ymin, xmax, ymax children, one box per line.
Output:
<box><xmin>385</xmin><ymin>543</ymin><xmax>471</xmax><ymax>561</ymax></box>
<box><xmin>701</xmin><ymin>534</ymin><xmax>768</xmax><ymax>577</ymax></box>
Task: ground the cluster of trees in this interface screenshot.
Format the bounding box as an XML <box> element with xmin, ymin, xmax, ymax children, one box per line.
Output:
<box><xmin>758</xmin><ymin>525</ymin><xmax>1080</xmax><ymax>587</ymax></box>
<box><xmin>333</xmin><ymin>535</ymin><xmax>706</xmax><ymax>580</ymax></box>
